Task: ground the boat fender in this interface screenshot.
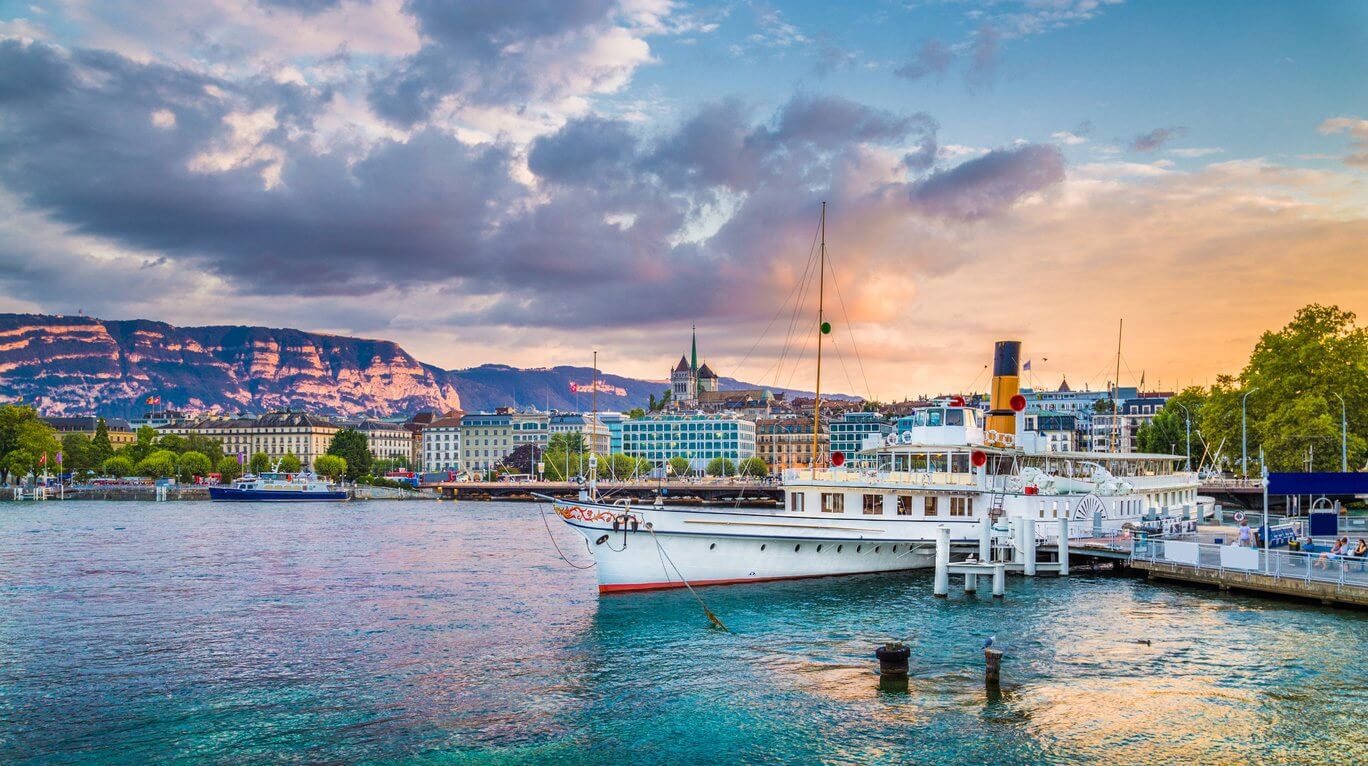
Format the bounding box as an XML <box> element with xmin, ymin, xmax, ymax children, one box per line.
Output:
<box><xmin>595</xmin><ymin>535</ymin><xmax>609</xmax><ymax>546</ymax></box>
<box><xmin>612</xmin><ymin>518</ymin><xmax>620</xmax><ymax>532</ymax></box>
<box><xmin>630</xmin><ymin>518</ymin><xmax>639</xmax><ymax>532</ymax></box>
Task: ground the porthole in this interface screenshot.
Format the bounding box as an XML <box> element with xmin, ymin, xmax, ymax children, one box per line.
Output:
<box><xmin>874</xmin><ymin>546</ymin><xmax>881</xmax><ymax>553</ymax></box>
<box><xmin>893</xmin><ymin>545</ymin><xmax>899</xmax><ymax>553</ymax></box>
<box><xmin>857</xmin><ymin>545</ymin><xmax>862</xmax><ymax>553</ymax></box>
<box><xmin>794</xmin><ymin>544</ymin><xmax>801</xmax><ymax>552</ymax></box>
<box><xmin>837</xmin><ymin>545</ymin><xmax>843</xmax><ymax>553</ymax></box>
<box><xmin>709</xmin><ymin>543</ymin><xmax>716</xmax><ymax>550</ymax></box>
<box><xmin>760</xmin><ymin>544</ymin><xmax>766</xmax><ymax>551</ymax></box>
<box><xmin>817</xmin><ymin>545</ymin><xmax>823</xmax><ymax>553</ymax></box>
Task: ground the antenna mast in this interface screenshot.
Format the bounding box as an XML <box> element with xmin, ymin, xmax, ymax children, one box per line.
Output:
<box><xmin>811</xmin><ymin>202</ymin><xmax>826</xmax><ymax>479</ymax></box>
<box><xmin>1112</xmin><ymin>319</ymin><xmax>1123</xmax><ymax>453</ymax></box>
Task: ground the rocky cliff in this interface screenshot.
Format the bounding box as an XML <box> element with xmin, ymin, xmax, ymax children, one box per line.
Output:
<box><xmin>0</xmin><ymin>313</ymin><xmax>845</xmax><ymax>417</ymax></box>
<box><xmin>0</xmin><ymin>314</ymin><xmax>462</xmax><ymax>417</ymax></box>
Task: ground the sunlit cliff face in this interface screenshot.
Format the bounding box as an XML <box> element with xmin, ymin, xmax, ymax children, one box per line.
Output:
<box><xmin>0</xmin><ymin>2</ymin><xmax>1364</xmax><ymax>394</ymax></box>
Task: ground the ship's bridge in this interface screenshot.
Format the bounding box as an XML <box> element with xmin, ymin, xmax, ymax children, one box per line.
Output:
<box><xmin>867</xmin><ymin>406</ymin><xmax>985</xmax><ymax>450</ymax></box>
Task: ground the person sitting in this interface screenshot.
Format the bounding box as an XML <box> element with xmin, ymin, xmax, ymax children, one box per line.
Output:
<box><xmin>1352</xmin><ymin>538</ymin><xmax>1368</xmax><ymax>572</ymax></box>
<box><xmin>1314</xmin><ymin>538</ymin><xmax>1346</xmax><ymax>569</ymax></box>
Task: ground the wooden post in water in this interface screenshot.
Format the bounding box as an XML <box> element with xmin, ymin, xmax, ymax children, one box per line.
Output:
<box><xmin>985</xmin><ymin>649</ymin><xmax>1003</xmax><ymax>688</ymax></box>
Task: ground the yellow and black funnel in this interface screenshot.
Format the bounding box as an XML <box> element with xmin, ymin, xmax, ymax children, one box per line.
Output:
<box><xmin>985</xmin><ymin>341</ymin><xmax>1023</xmax><ymax>447</ymax></box>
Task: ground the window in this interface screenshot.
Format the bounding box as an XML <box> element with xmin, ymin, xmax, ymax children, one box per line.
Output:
<box><xmin>949</xmin><ymin>497</ymin><xmax>972</xmax><ymax>517</ymax></box>
<box><xmin>897</xmin><ymin>496</ymin><xmax>914</xmax><ymax>516</ymax></box>
<box><xmin>863</xmin><ymin>494</ymin><xmax>882</xmax><ymax>515</ymax></box>
<box><xmin>821</xmin><ymin>493</ymin><xmax>844</xmax><ymax>514</ymax></box>
<box><xmin>924</xmin><ymin>496</ymin><xmax>938</xmax><ymax>516</ymax></box>
<box><xmin>790</xmin><ymin>493</ymin><xmax>804</xmax><ymax>512</ymax></box>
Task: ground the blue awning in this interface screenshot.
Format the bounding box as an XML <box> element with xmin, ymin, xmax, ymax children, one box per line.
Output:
<box><xmin>1266</xmin><ymin>472</ymin><xmax>1368</xmax><ymax>495</ymax></box>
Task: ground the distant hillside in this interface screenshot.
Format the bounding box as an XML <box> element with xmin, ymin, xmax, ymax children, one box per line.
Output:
<box><xmin>0</xmin><ymin>313</ymin><xmax>852</xmax><ymax>417</ymax></box>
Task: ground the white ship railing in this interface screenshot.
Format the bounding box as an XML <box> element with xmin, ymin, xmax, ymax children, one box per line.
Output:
<box><xmin>1133</xmin><ymin>539</ymin><xmax>1368</xmax><ymax>589</ymax></box>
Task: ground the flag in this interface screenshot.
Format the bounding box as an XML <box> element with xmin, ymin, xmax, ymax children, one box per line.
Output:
<box><xmin>237</xmin><ymin>452</ymin><xmax>245</xmax><ymax>465</ymax></box>
<box><xmin>145</xmin><ymin>395</ymin><xmax>162</xmax><ymax>405</ymax></box>
<box><xmin>1023</xmin><ymin>360</ymin><xmax>1032</xmax><ymax>372</ymax></box>
<box><xmin>56</xmin><ymin>452</ymin><xmax>62</xmax><ymax>465</ymax></box>
<box><xmin>38</xmin><ymin>453</ymin><xmax>46</xmax><ymax>465</ymax></box>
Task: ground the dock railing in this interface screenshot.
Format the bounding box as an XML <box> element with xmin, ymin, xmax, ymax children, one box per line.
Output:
<box><xmin>1132</xmin><ymin>538</ymin><xmax>1368</xmax><ymax>589</ymax></box>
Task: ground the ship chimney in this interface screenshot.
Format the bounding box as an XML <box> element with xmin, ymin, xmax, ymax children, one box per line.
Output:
<box><xmin>985</xmin><ymin>341</ymin><xmax>1024</xmax><ymax>447</ymax></box>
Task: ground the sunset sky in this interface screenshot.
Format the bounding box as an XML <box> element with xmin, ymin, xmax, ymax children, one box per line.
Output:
<box><xmin>1</xmin><ymin>0</ymin><xmax>1366</xmax><ymax>399</ymax></box>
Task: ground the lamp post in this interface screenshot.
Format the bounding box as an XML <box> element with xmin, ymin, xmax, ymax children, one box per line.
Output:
<box><xmin>1241</xmin><ymin>388</ymin><xmax>1259</xmax><ymax>479</ymax></box>
<box><xmin>1171</xmin><ymin>401</ymin><xmax>1193</xmax><ymax>472</ymax></box>
<box><xmin>1331</xmin><ymin>392</ymin><xmax>1348</xmax><ymax>472</ymax></box>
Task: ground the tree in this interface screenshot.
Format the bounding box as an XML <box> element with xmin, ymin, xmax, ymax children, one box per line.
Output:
<box><xmin>135</xmin><ymin>449</ymin><xmax>178</xmax><ymax>478</ymax></box>
<box><xmin>182</xmin><ymin>434</ymin><xmax>224</xmax><ymax>464</ymax></box>
<box><xmin>1135</xmin><ymin>387</ymin><xmax>1207</xmax><ymax>462</ymax></box>
<box><xmin>326</xmin><ymin>428</ymin><xmax>373</xmax><ymax>480</ymax></box>
<box><xmin>124</xmin><ymin>425</ymin><xmax>160</xmax><ymax>463</ymax></box>
<box><xmin>706</xmin><ymin>457</ymin><xmax>737</xmax><ymax>476</ymax></box>
<box><xmin>4</xmin><ymin>450</ymin><xmax>35</xmax><ymax>481</ymax></box>
<box><xmin>216</xmin><ymin>456</ymin><xmax>242</xmax><ymax>482</ymax></box>
<box><xmin>61</xmin><ymin>433</ymin><xmax>97</xmax><ymax>474</ymax></box>
<box><xmin>1198</xmin><ymin>304</ymin><xmax>1368</xmax><ymax>472</ymax></box>
<box><xmin>102</xmin><ymin>455</ymin><xmax>134</xmax><ymax>477</ymax></box>
<box><xmin>668</xmin><ymin>456</ymin><xmax>691</xmax><ymax>477</ymax></box>
<box><xmin>91</xmin><ymin>417</ymin><xmax>114</xmax><ymax>464</ymax></box>
<box><xmin>314</xmin><ymin>454</ymin><xmax>347</xmax><ymax>482</ymax></box>
<box><xmin>495</xmin><ymin>443</ymin><xmax>539</xmax><ymax>476</ymax></box>
<box><xmin>278</xmin><ymin>453</ymin><xmax>302</xmax><ymax>473</ymax></box>
<box><xmin>540</xmin><ymin>449</ymin><xmax>586</xmax><ymax>481</ymax></box>
<box><xmin>627</xmin><ymin>408</ymin><xmax>646</xmax><ymax>419</ymax></box>
<box><xmin>607</xmin><ymin>453</ymin><xmax>645</xmax><ymax>480</ymax></box>
<box><xmin>0</xmin><ymin>405</ymin><xmax>60</xmax><ymax>483</ymax></box>
<box><xmin>178</xmin><ymin>451</ymin><xmax>212</xmax><ymax>482</ymax></box>
<box><xmin>249</xmin><ymin>452</ymin><xmax>272</xmax><ymax>474</ymax></box>
<box><xmin>738</xmin><ymin>456</ymin><xmax>770</xmax><ymax>477</ymax></box>
<box><xmin>648</xmin><ymin>393</ymin><xmax>657</xmax><ymax>412</ymax></box>
<box><xmin>548</xmin><ymin>432</ymin><xmax>585</xmax><ymax>453</ymax></box>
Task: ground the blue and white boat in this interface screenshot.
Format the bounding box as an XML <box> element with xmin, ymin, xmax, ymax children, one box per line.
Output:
<box><xmin>208</xmin><ymin>471</ymin><xmax>348</xmax><ymax>502</ymax></box>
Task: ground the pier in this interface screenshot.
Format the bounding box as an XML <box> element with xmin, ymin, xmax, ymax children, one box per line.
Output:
<box><xmin>1129</xmin><ymin>536</ymin><xmax>1368</xmax><ymax>608</ymax></box>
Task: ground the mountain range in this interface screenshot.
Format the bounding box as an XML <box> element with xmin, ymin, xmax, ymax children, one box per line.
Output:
<box><xmin>0</xmin><ymin>313</ymin><xmax>843</xmax><ymax>418</ymax></box>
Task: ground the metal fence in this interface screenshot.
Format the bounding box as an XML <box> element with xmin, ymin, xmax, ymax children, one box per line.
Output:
<box><xmin>1133</xmin><ymin>538</ymin><xmax>1368</xmax><ymax>588</ymax></box>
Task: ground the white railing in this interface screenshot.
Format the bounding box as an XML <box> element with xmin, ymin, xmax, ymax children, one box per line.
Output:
<box><xmin>1134</xmin><ymin>539</ymin><xmax>1368</xmax><ymax>588</ymax></box>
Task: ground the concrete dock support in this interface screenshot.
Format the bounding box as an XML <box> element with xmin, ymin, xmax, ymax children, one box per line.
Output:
<box><xmin>1058</xmin><ymin>514</ymin><xmax>1070</xmax><ymax>576</ymax></box>
<box><xmin>934</xmin><ymin>525</ymin><xmax>951</xmax><ymax>597</ymax></box>
<box><xmin>992</xmin><ymin>563</ymin><xmax>1005</xmax><ymax>597</ymax></box>
<box><xmin>1011</xmin><ymin>518</ymin><xmax>1024</xmax><ymax>566</ymax></box>
<box><xmin>1024</xmin><ymin>518</ymin><xmax>1037</xmax><ymax>576</ymax></box>
<box><xmin>964</xmin><ymin>573</ymin><xmax>977</xmax><ymax>594</ymax></box>
<box><xmin>978</xmin><ymin>516</ymin><xmax>992</xmax><ymax>563</ymax></box>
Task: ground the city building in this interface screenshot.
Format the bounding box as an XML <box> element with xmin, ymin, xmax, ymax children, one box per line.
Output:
<box><xmin>1088</xmin><ymin>391</ymin><xmax>1171</xmax><ymax>453</ymax></box>
<box><xmin>350</xmin><ymin>419</ymin><xmax>412</xmax><ymax>463</ymax></box>
<box><xmin>755</xmin><ymin>415</ymin><xmax>827</xmax><ymax>472</ymax></box>
<box><xmin>621</xmin><ymin>413</ymin><xmax>757</xmax><ymax>471</ymax></box>
<box><xmin>420</xmin><ymin>413</ymin><xmax>463</xmax><ymax>472</ymax></box>
<box><xmin>129</xmin><ymin>409</ymin><xmax>188</xmax><ymax>430</ymax></box>
<box><xmin>668</xmin><ymin>326</ymin><xmax>720</xmax><ymax>409</ymax></box>
<box><xmin>596</xmin><ymin>411</ymin><xmax>626</xmax><ymax>454</ymax></box>
<box><xmin>42</xmin><ymin>415</ymin><xmax>137</xmax><ymax>448</ymax></box>
<box><xmin>166</xmin><ymin>411</ymin><xmax>340</xmax><ymax>467</ymax></box>
<box><xmin>829</xmin><ymin>411</ymin><xmax>892</xmax><ymax>465</ymax></box>
<box><xmin>511</xmin><ymin>411</ymin><xmax>550</xmax><ymax>450</ymax></box>
<box><xmin>404</xmin><ymin>411</ymin><xmax>441</xmax><ymax>467</ymax></box>
<box><xmin>549</xmin><ymin>413</ymin><xmax>611</xmax><ymax>455</ymax></box>
<box><xmin>1022</xmin><ymin>413</ymin><xmax>1079</xmax><ymax>453</ymax></box>
<box><xmin>461</xmin><ymin>412</ymin><xmax>514</xmax><ymax>474</ymax></box>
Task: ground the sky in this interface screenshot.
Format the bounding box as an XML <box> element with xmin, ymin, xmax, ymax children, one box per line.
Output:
<box><xmin>1</xmin><ymin>0</ymin><xmax>1366</xmax><ymax>400</ymax></box>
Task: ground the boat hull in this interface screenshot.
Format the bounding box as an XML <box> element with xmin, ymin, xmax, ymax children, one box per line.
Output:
<box><xmin>554</xmin><ymin>500</ymin><xmax>972</xmax><ymax>593</ymax></box>
<box><xmin>208</xmin><ymin>487</ymin><xmax>349</xmax><ymax>502</ymax></box>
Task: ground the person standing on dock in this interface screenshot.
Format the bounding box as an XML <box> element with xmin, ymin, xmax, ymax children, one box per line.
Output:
<box><xmin>1237</xmin><ymin>519</ymin><xmax>1253</xmax><ymax>548</ymax></box>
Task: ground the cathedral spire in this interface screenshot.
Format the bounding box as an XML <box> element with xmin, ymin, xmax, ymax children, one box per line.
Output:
<box><xmin>690</xmin><ymin>323</ymin><xmax>697</xmax><ymax>376</ymax></box>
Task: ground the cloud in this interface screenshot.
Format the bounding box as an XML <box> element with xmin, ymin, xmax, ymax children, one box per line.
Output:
<box><xmin>909</xmin><ymin>144</ymin><xmax>1065</xmax><ymax>220</ymax></box>
<box><xmin>1130</xmin><ymin>126</ymin><xmax>1188</xmax><ymax>152</ymax></box>
<box><xmin>1168</xmin><ymin>146</ymin><xmax>1223</xmax><ymax>158</ymax></box>
<box><xmin>1317</xmin><ymin>116</ymin><xmax>1368</xmax><ymax>167</ymax></box>
<box><xmin>1052</xmin><ymin>131</ymin><xmax>1088</xmax><ymax>146</ymax></box>
<box><xmin>967</xmin><ymin>25</ymin><xmax>1001</xmax><ymax>87</ymax></box>
<box><xmin>895</xmin><ymin>39</ymin><xmax>953</xmax><ymax>82</ymax></box>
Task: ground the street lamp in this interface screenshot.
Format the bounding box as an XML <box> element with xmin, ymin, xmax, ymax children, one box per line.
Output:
<box><xmin>1331</xmin><ymin>392</ymin><xmax>1348</xmax><ymax>473</ymax></box>
<box><xmin>1171</xmin><ymin>401</ymin><xmax>1193</xmax><ymax>472</ymax></box>
<box><xmin>1241</xmin><ymin>388</ymin><xmax>1259</xmax><ymax>479</ymax></box>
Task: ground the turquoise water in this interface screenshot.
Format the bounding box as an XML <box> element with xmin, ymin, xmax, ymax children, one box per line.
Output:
<box><xmin>2</xmin><ymin>501</ymin><xmax>1365</xmax><ymax>765</ymax></box>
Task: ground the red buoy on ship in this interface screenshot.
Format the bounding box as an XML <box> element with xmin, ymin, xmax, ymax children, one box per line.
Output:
<box><xmin>1009</xmin><ymin>394</ymin><xmax>1027</xmax><ymax>412</ymax></box>
<box><xmin>971</xmin><ymin>450</ymin><xmax>987</xmax><ymax>467</ymax></box>
<box><xmin>831</xmin><ymin>451</ymin><xmax>846</xmax><ymax>467</ymax></box>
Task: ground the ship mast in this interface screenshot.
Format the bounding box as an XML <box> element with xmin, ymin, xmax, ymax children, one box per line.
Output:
<box><xmin>811</xmin><ymin>202</ymin><xmax>826</xmax><ymax>479</ymax></box>
<box><xmin>1112</xmin><ymin>318</ymin><xmax>1123</xmax><ymax>454</ymax></box>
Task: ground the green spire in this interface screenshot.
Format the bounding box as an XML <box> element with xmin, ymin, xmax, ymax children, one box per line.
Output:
<box><xmin>690</xmin><ymin>323</ymin><xmax>698</xmax><ymax>383</ymax></box>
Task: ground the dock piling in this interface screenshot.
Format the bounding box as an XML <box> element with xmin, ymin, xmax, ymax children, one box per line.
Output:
<box><xmin>1058</xmin><ymin>514</ymin><xmax>1070</xmax><ymax>576</ymax></box>
<box><xmin>978</xmin><ymin>517</ymin><xmax>992</xmax><ymax>563</ymax></box>
<box><xmin>1023</xmin><ymin>518</ymin><xmax>1037</xmax><ymax>576</ymax></box>
<box><xmin>933</xmin><ymin>526</ymin><xmax>950</xmax><ymax>597</ymax></box>
<box><xmin>992</xmin><ymin>563</ymin><xmax>1005</xmax><ymax>597</ymax></box>
<box><xmin>984</xmin><ymin>648</ymin><xmax>1003</xmax><ymax>688</ymax></box>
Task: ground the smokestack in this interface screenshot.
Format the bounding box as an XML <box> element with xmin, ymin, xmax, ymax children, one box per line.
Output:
<box><xmin>986</xmin><ymin>341</ymin><xmax>1024</xmax><ymax>447</ymax></box>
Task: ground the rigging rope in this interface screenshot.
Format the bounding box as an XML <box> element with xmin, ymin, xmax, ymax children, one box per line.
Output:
<box><xmin>536</xmin><ymin>500</ymin><xmax>596</xmax><ymax>569</ymax></box>
<box><xmin>644</xmin><ymin>524</ymin><xmax>731</xmax><ymax>633</ymax></box>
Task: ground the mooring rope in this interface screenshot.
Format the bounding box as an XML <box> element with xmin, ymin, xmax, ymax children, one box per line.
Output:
<box><xmin>644</xmin><ymin>524</ymin><xmax>731</xmax><ymax>633</ymax></box>
<box><xmin>536</xmin><ymin>500</ymin><xmax>595</xmax><ymax>570</ymax></box>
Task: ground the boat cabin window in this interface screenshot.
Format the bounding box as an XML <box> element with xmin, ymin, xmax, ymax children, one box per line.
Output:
<box><xmin>950</xmin><ymin>453</ymin><xmax>970</xmax><ymax>473</ymax></box>
<box><xmin>944</xmin><ymin>408</ymin><xmax>963</xmax><ymax>426</ymax></box>
<box><xmin>821</xmin><ymin>493</ymin><xmax>844</xmax><ymax>514</ymax></box>
<box><xmin>897</xmin><ymin>496</ymin><xmax>914</xmax><ymax>515</ymax></box>
<box><xmin>790</xmin><ymin>493</ymin><xmax>805</xmax><ymax>513</ymax></box>
<box><xmin>949</xmin><ymin>497</ymin><xmax>972</xmax><ymax>517</ymax></box>
<box><xmin>862</xmin><ymin>494</ymin><xmax>882</xmax><ymax>515</ymax></box>
<box><xmin>924</xmin><ymin>496</ymin><xmax>938</xmax><ymax>516</ymax></box>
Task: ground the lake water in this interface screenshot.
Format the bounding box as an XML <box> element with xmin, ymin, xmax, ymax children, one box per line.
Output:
<box><xmin>2</xmin><ymin>500</ymin><xmax>1365</xmax><ymax>765</ymax></box>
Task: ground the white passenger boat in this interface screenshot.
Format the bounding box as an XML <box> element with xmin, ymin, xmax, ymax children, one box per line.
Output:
<box><xmin>550</xmin><ymin>208</ymin><xmax>1207</xmax><ymax>593</ymax></box>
